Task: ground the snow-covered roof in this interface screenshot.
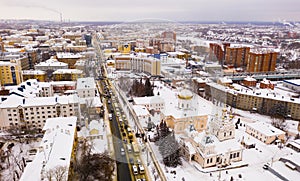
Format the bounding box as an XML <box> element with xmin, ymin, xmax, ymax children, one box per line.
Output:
<box><xmin>178</xmin><ymin>89</ymin><xmax>193</xmax><ymax>100</ymax></box>
<box><xmin>185</xmin><ymin>141</ymin><xmax>196</xmax><ymax>155</ymax></box>
<box><xmin>133</xmin><ymin>96</ymin><xmax>164</xmax><ymax>105</ymax></box>
<box><xmin>154</xmin><ymin>81</ymin><xmax>212</xmax><ymax>119</ymax></box>
<box><xmin>6</xmin><ymin>79</ymin><xmax>41</xmax><ymax>98</ymax></box>
<box><xmin>132</xmin><ymin>105</ymin><xmax>150</xmax><ymax>116</ymax></box>
<box><xmin>53</xmin><ymin>69</ymin><xmax>83</xmax><ymax>74</ymax></box>
<box><xmin>207</xmin><ymin>82</ymin><xmax>300</xmax><ymax>104</ymax></box>
<box><xmin>287</xmin><ymin>139</ymin><xmax>300</xmax><ymax>149</ymax></box>
<box><xmin>76</xmin><ymin>77</ymin><xmax>96</xmax><ymax>90</ymax></box>
<box><xmin>219</xmin><ymin>77</ymin><xmax>233</xmax><ymax>84</ymax></box>
<box><xmin>260</xmin><ymin>78</ymin><xmax>272</xmax><ymax>85</ymax></box>
<box><xmin>35</xmin><ymin>57</ymin><xmax>68</xmax><ymax>67</ymax></box>
<box><xmin>56</xmin><ymin>52</ymin><xmax>82</xmax><ymax>59</ymax></box>
<box><xmin>20</xmin><ymin>117</ymin><xmax>77</xmax><ymax>181</ymax></box>
<box><xmin>0</xmin><ymin>94</ymin><xmax>79</xmax><ymax>108</ymax></box>
<box><xmin>194</xmin><ymin>77</ymin><xmax>206</xmax><ymax>84</ymax></box>
<box><xmin>283</xmin><ymin>79</ymin><xmax>300</xmax><ymax>86</ymax></box>
<box><xmin>0</xmin><ymin>61</ymin><xmax>17</xmax><ymax>66</ymax></box>
<box><xmin>39</xmin><ymin>81</ymin><xmax>76</xmax><ymax>87</ymax></box>
<box><xmin>244</xmin><ymin>76</ymin><xmax>256</xmax><ymax>82</ymax></box>
<box><xmin>74</xmin><ymin>59</ymin><xmax>86</xmax><ymax>66</ymax></box>
<box><xmin>89</xmin><ymin>120</ymin><xmax>102</xmax><ymax>131</ymax></box>
<box><xmin>194</xmin><ymin>132</ymin><xmax>242</xmax><ymax>156</ymax></box>
<box><xmin>79</xmin><ymin>97</ymin><xmax>102</xmax><ymax>107</ymax></box>
<box><xmin>246</xmin><ymin>122</ymin><xmax>285</xmax><ymax>137</ymax></box>
<box><xmin>22</xmin><ymin>70</ymin><xmax>46</xmax><ymax>75</ymax></box>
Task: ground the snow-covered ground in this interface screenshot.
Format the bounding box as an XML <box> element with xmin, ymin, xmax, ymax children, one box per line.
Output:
<box><xmin>0</xmin><ymin>138</ymin><xmax>41</xmax><ymax>181</ymax></box>
<box><xmin>115</xmin><ymin>78</ymin><xmax>300</xmax><ymax>181</ymax></box>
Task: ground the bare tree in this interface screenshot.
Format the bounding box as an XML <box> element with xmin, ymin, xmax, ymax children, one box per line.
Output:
<box><xmin>43</xmin><ymin>166</ymin><xmax>67</xmax><ymax>181</ymax></box>
<box><xmin>74</xmin><ymin>139</ymin><xmax>114</xmax><ymax>181</ymax></box>
<box><xmin>271</xmin><ymin>118</ymin><xmax>288</xmax><ymax>131</ymax></box>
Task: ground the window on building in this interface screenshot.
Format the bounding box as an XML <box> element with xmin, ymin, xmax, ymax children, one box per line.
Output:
<box><xmin>237</xmin><ymin>152</ymin><xmax>240</xmax><ymax>158</ymax></box>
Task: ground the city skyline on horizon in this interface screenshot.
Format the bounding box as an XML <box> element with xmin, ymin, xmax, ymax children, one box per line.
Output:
<box><xmin>0</xmin><ymin>0</ymin><xmax>299</xmax><ymax>23</ymax></box>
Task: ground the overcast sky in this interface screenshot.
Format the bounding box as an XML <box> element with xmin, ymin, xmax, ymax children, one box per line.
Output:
<box><xmin>0</xmin><ymin>0</ymin><xmax>299</xmax><ymax>22</ymax></box>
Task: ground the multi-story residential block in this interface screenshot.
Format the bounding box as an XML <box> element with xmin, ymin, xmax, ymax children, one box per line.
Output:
<box><xmin>2</xmin><ymin>53</ymin><xmax>30</xmax><ymax>70</ymax></box>
<box><xmin>22</xmin><ymin>70</ymin><xmax>46</xmax><ymax>82</ymax></box>
<box><xmin>0</xmin><ymin>95</ymin><xmax>79</xmax><ymax>130</ymax></box>
<box><xmin>27</xmin><ymin>49</ymin><xmax>39</xmax><ymax>69</ymax></box>
<box><xmin>246</xmin><ymin>50</ymin><xmax>278</xmax><ymax>72</ymax></box>
<box><xmin>209</xmin><ymin>42</ymin><xmax>277</xmax><ymax>72</ymax></box>
<box><xmin>209</xmin><ymin>42</ymin><xmax>230</xmax><ymax>63</ymax></box>
<box><xmin>0</xmin><ymin>61</ymin><xmax>22</xmax><ymax>86</ymax></box>
<box><xmin>76</xmin><ymin>77</ymin><xmax>96</xmax><ymax>98</ymax></box>
<box><xmin>131</xmin><ymin>56</ymin><xmax>161</xmax><ymax>76</ymax></box>
<box><xmin>246</xmin><ymin>122</ymin><xmax>285</xmax><ymax>144</ymax></box>
<box><xmin>34</xmin><ymin>57</ymin><xmax>68</xmax><ymax>71</ymax></box>
<box><xmin>115</xmin><ymin>55</ymin><xmax>132</xmax><ymax>70</ymax></box>
<box><xmin>63</xmin><ymin>32</ymin><xmax>83</xmax><ymax>41</ymax></box>
<box><xmin>225</xmin><ymin>45</ymin><xmax>250</xmax><ymax>68</ymax></box>
<box><xmin>205</xmin><ymin>82</ymin><xmax>300</xmax><ymax>120</ymax></box>
<box><xmin>20</xmin><ymin>116</ymin><xmax>77</xmax><ymax>181</ymax></box>
<box><xmin>114</xmin><ymin>55</ymin><xmax>161</xmax><ymax>76</ymax></box>
<box><xmin>53</xmin><ymin>69</ymin><xmax>83</xmax><ymax>81</ymax></box>
<box><xmin>56</xmin><ymin>52</ymin><xmax>82</xmax><ymax>69</ymax></box>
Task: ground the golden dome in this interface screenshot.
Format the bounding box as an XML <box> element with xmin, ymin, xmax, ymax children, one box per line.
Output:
<box><xmin>178</xmin><ymin>89</ymin><xmax>193</xmax><ymax>100</ymax></box>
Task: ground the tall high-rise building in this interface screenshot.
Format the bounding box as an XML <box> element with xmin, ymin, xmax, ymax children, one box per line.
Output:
<box><xmin>162</xmin><ymin>31</ymin><xmax>176</xmax><ymax>41</ymax></box>
<box><xmin>225</xmin><ymin>46</ymin><xmax>250</xmax><ymax>68</ymax></box>
<box><xmin>209</xmin><ymin>43</ymin><xmax>230</xmax><ymax>64</ymax></box>
<box><xmin>247</xmin><ymin>50</ymin><xmax>278</xmax><ymax>72</ymax></box>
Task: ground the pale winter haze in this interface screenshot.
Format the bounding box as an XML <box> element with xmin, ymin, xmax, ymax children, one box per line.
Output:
<box><xmin>0</xmin><ymin>0</ymin><xmax>299</xmax><ymax>22</ymax></box>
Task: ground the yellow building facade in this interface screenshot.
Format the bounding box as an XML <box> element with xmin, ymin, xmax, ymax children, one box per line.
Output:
<box><xmin>53</xmin><ymin>69</ymin><xmax>83</xmax><ymax>81</ymax></box>
<box><xmin>0</xmin><ymin>61</ymin><xmax>22</xmax><ymax>85</ymax></box>
<box><xmin>22</xmin><ymin>70</ymin><xmax>46</xmax><ymax>82</ymax></box>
